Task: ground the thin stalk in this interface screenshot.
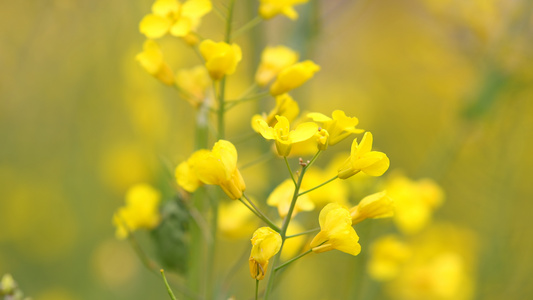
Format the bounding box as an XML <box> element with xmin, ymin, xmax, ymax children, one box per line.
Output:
<box><xmin>284</xmin><ymin>157</ymin><xmax>297</xmax><ymax>186</ymax></box>
<box><xmin>255</xmin><ymin>279</ymin><xmax>259</xmax><ymax>300</ymax></box>
<box><xmin>286</xmin><ymin>227</ymin><xmax>320</xmax><ymax>239</ymax></box>
<box><xmin>274</xmin><ymin>249</ymin><xmax>313</xmax><ymax>272</ymax></box>
<box><xmin>233</xmin><ymin>16</ymin><xmax>263</xmax><ymax>39</ymax></box>
<box><xmin>264</xmin><ymin>151</ymin><xmax>319</xmax><ymax>299</ymax></box>
<box><xmin>226</xmin><ymin>92</ymin><xmax>270</xmax><ymax>110</ymax></box>
<box><xmin>217</xmin><ymin>78</ymin><xmax>227</xmax><ymax>140</ymax></box>
<box><xmin>298</xmin><ymin>175</ymin><xmax>338</xmax><ymax>197</ymax></box>
<box><xmin>225</xmin><ymin>0</ymin><xmax>236</xmax><ymax>43</ymax></box>
<box><xmin>241</xmin><ymin>195</ymin><xmax>281</xmax><ymax>232</ymax></box>
<box><xmin>160</xmin><ymin>269</ymin><xmax>178</xmax><ymax>300</ymax></box>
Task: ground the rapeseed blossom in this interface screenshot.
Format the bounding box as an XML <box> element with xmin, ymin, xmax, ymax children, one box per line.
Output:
<box><xmin>367</xmin><ymin>235</ymin><xmax>411</xmax><ymax>281</ymax></box>
<box><xmin>256</xmin><ymin>115</ymin><xmax>318</xmax><ymax>156</ymax></box>
<box><xmin>249</xmin><ymin>227</ymin><xmax>282</xmax><ymax>280</ymax></box>
<box><xmin>386</xmin><ymin>175</ymin><xmax>444</xmax><ymax>235</ymax></box>
<box><xmin>310</xmin><ymin>203</ymin><xmax>361</xmax><ymax>256</ymax></box>
<box><xmin>193</xmin><ymin>140</ymin><xmax>246</xmax><ymax>200</ymax></box>
<box><xmin>175</xmin><ymin>149</ymin><xmax>209</xmax><ymax>192</ymax></box>
<box><xmin>175</xmin><ymin>65</ymin><xmax>211</xmax><ymax>107</ymax></box>
<box><xmin>350</xmin><ymin>191</ymin><xmax>394</xmax><ymax>224</ymax></box>
<box><xmin>139</xmin><ymin>0</ymin><xmax>212</xmax><ymax>39</ymax></box>
<box><xmin>255</xmin><ymin>46</ymin><xmax>299</xmax><ymax>86</ymax></box>
<box><xmin>199</xmin><ymin>40</ymin><xmax>242</xmax><ymax>80</ymax></box>
<box><xmin>251</xmin><ymin>94</ymin><xmax>300</xmax><ymax>133</ymax></box>
<box><xmin>267</xmin><ymin>179</ymin><xmax>315</xmax><ymax>217</ymax></box>
<box><xmin>136</xmin><ymin>39</ymin><xmax>175</xmax><ymax>85</ymax></box>
<box><xmin>113</xmin><ymin>184</ymin><xmax>161</xmax><ymax>239</ymax></box>
<box><xmin>270</xmin><ymin>61</ymin><xmax>320</xmax><ymax>96</ymax></box>
<box><xmin>307</xmin><ymin>110</ymin><xmax>364</xmax><ymax>145</ymax></box>
<box><xmin>338</xmin><ymin>132</ymin><xmax>390</xmax><ymax>179</ymax></box>
<box><xmin>259</xmin><ymin>0</ymin><xmax>309</xmax><ymax>20</ymax></box>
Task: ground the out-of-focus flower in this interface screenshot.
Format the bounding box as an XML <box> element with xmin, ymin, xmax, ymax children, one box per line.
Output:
<box><xmin>267</xmin><ymin>179</ymin><xmax>315</xmax><ymax>218</ymax></box>
<box><xmin>307</xmin><ymin>110</ymin><xmax>364</xmax><ymax>145</ymax></box>
<box><xmin>175</xmin><ymin>65</ymin><xmax>211</xmax><ymax>107</ymax></box>
<box><xmin>255</xmin><ymin>46</ymin><xmax>299</xmax><ymax>86</ymax></box>
<box><xmin>338</xmin><ymin>132</ymin><xmax>390</xmax><ymax>179</ymax></box>
<box><xmin>386</xmin><ymin>175</ymin><xmax>444</xmax><ymax>235</ymax></box>
<box><xmin>193</xmin><ymin>140</ymin><xmax>246</xmax><ymax>200</ymax></box>
<box><xmin>270</xmin><ymin>61</ymin><xmax>320</xmax><ymax>96</ymax></box>
<box><xmin>218</xmin><ymin>200</ymin><xmax>258</xmax><ymax>239</ymax></box>
<box><xmin>175</xmin><ymin>149</ymin><xmax>209</xmax><ymax>192</ymax></box>
<box><xmin>136</xmin><ymin>39</ymin><xmax>175</xmax><ymax>85</ymax></box>
<box><xmin>310</xmin><ymin>203</ymin><xmax>361</xmax><ymax>256</ymax></box>
<box><xmin>367</xmin><ymin>235</ymin><xmax>411</xmax><ymax>281</ymax></box>
<box><xmin>259</xmin><ymin>0</ymin><xmax>309</xmax><ymax>20</ymax></box>
<box><xmin>139</xmin><ymin>0</ymin><xmax>212</xmax><ymax>39</ymax></box>
<box><xmin>251</xmin><ymin>94</ymin><xmax>300</xmax><ymax>133</ymax></box>
<box><xmin>199</xmin><ymin>40</ymin><xmax>242</xmax><ymax>80</ymax></box>
<box><xmin>249</xmin><ymin>227</ymin><xmax>282</xmax><ymax>280</ymax></box>
<box><xmin>113</xmin><ymin>184</ymin><xmax>161</xmax><ymax>239</ymax></box>
<box><xmin>350</xmin><ymin>191</ymin><xmax>394</xmax><ymax>224</ymax></box>
<box><xmin>256</xmin><ymin>115</ymin><xmax>318</xmax><ymax>156</ymax></box>
<box><xmin>303</xmin><ymin>163</ymin><xmax>349</xmax><ymax>207</ymax></box>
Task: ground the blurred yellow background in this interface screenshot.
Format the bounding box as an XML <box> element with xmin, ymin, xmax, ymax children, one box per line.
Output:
<box><xmin>1</xmin><ymin>0</ymin><xmax>532</xmax><ymax>299</ymax></box>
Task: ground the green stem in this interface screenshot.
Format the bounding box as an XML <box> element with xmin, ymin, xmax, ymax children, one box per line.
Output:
<box><xmin>284</xmin><ymin>157</ymin><xmax>297</xmax><ymax>186</ymax></box>
<box><xmin>225</xmin><ymin>0</ymin><xmax>235</xmax><ymax>43</ymax></box>
<box><xmin>217</xmin><ymin>78</ymin><xmax>227</xmax><ymax>140</ymax></box>
<box><xmin>264</xmin><ymin>151</ymin><xmax>321</xmax><ymax>299</ymax></box>
<box><xmin>233</xmin><ymin>16</ymin><xmax>263</xmax><ymax>39</ymax></box>
<box><xmin>226</xmin><ymin>91</ymin><xmax>270</xmax><ymax>110</ymax></box>
<box><xmin>286</xmin><ymin>227</ymin><xmax>320</xmax><ymax>239</ymax></box>
<box><xmin>255</xmin><ymin>279</ymin><xmax>259</xmax><ymax>300</ymax></box>
<box><xmin>160</xmin><ymin>269</ymin><xmax>178</xmax><ymax>300</ymax></box>
<box><xmin>298</xmin><ymin>175</ymin><xmax>338</xmax><ymax>197</ymax></box>
<box><xmin>239</xmin><ymin>196</ymin><xmax>281</xmax><ymax>233</ymax></box>
<box><xmin>274</xmin><ymin>249</ymin><xmax>313</xmax><ymax>272</ymax></box>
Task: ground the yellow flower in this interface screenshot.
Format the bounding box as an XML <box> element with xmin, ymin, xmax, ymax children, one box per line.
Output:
<box><xmin>251</xmin><ymin>94</ymin><xmax>300</xmax><ymax>133</ymax></box>
<box><xmin>259</xmin><ymin>0</ymin><xmax>309</xmax><ymax>20</ymax></box>
<box><xmin>338</xmin><ymin>132</ymin><xmax>390</xmax><ymax>179</ymax></box>
<box><xmin>112</xmin><ymin>184</ymin><xmax>161</xmax><ymax>239</ymax></box>
<box><xmin>175</xmin><ymin>65</ymin><xmax>211</xmax><ymax>107</ymax></box>
<box><xmin>386</xmin><ymin>175</ymin><xmax>444</xmax><ymax>235</ymax></box>
<box><xmin>307</xmin><ymin>110</ymin><xmax>364</xmax><ymax>145</ymax></box>
<box><xmin>267</xmin><ymin>179</ymin><xmax>315</xmax><ymax>218</ymax></box>
<box><xmin>175</xmin><ymin>149</ymin><xmax>209</xmax><ymax>193</ymax></box>
<box><xmin>135</xmin><ymin>39</ymin><xmax>175</xmax><ymax>85</ymax></box>
<box><xmin>310</xmin><ymin>203</ymin><xmax>361</xmax><ymax>256</ymax></box>
<box><xmin>350</xmin><ymin>191</ymin><xmax>394</xmax><ymax>224</ymax></box>
<box><xmin>199</xmin><ymin>40</ymin><xmax>242</xmax><ymax>80</ymax></box>
<box><xmin>256</xmin><ymin>115</ymin><xmax>318</xmax><ymax>156</ymax></box>
<box><xmin>193</xmin><ymin>140</ymin><xmax>246</xmax><ymax>200</ymax></box>
<box><xmin>139</xmin><ymin>0</ymin><xmax>212</xmax><ymax>39</ymax></box>
<box><xmin>367</xmin><ymin>235</ymin><xmax>411</xmax><ymax>281</ymax></box>
<box><xmin>270</xmin><ymin>60</ymin><xmax>320</xmax><ymax>96</ymax></box>
<box><xmin>255</xmin><ymin>46</ymin><xmax>299</xmax><ymax>86</ymax></box>
<box><xmin>249</xmin><ymin>227</ymin><xmax>282</xmax><ymax>280</ymax></box>
<box><xmin>218</xmin><ymin>200</ymin><xmax>259</xmax><ymax>239</ymax></box>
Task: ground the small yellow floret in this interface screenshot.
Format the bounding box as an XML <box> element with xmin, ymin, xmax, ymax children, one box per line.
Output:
<box><xmin>350</xmin><ymin>191</ymin><xmax>394</xmax><ymax>224</ymax></box>
<box><xmin>112</xmin><ymin>184</ymin><xmax>161</xmax><ymax>239</ymax></box>
<box><xmin>270</xmin><ymin>60</ymin><xmax>320</xmax><ymax>96</ymax></box>
<box><xmin>175</xmin><ymin>65</ymin><xmax>211</xmax><ymax>107</ymax></box>
<box><xmin>136</xmin><ymin>40</ymin><xmax>175</xmax><ymax>85</ymax></box>
<box><xmin>257</xmin><ymin>115</ymin><xmax>318</xmax><ymax>156</ymax></box>
<box><xmin>337</xmin><ymin>132</ymin><xmax>390</xmax><ymax>179</ymax></box>
<box><xmin>249</xmin><ymin>227</ymin><xmax>282</xmax><ymax>280</ymax></box>
<box><xmin>199</xmin><ymin>40</ymin><xmax>242</xmax><ymax>80</ymax></box>
<box><xmin>256</xmin><ymin>46</ymin><xmax>299</xmax><ymax>86</ymax></box>
<box><xmin>310</xmin><ymin>203</ymin><xmax>361</xmax><ymax>256</ymax></box>
<box><xmin>259</xmin><ymin>0</ymin><xmax>309</xmax><ymax>20</ymax></box>
<box><xmin>307</xmin><ymin>110</ymin><xmax>364</xmax><ymax>145</ymax></box>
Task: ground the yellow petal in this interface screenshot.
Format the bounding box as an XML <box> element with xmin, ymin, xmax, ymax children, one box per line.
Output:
<box><xmin>212</xmin><ymin>140</ymin><xmax>238</xmax><ymax>177</ymax></box>
<box><xmin>152</xmin><ymin>0</ymin><xmax>180</xmax><ymax>16</ymax></box>
<box><xmin>289</xmin><ymin>122</ymin><xmax>318</xmax><ymax>143</ymax></box>
<box><xmin>181</xmin><ymin>0</ymin><xmax>212</xmax><ymax>18</ymax></box>
<box><xmin>307</xmin><ymin>112</ymin><xmax>332</xmax><ymax>123</ymax></box>
<box><xmin>139</xmin><ymin>14</ymin><xmax>171</xmax><ymax>39</ymax></box>
<box><xmin>169</xmin><ymin>17</ymin><xmax>192</xmax><ymax>37</ymax></box>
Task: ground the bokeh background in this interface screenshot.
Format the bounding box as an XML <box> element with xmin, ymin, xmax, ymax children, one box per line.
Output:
<box><xmin>1</xmin><ymin>0</ymin><xmax>532</xmax><ymax>299</ymax></box>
